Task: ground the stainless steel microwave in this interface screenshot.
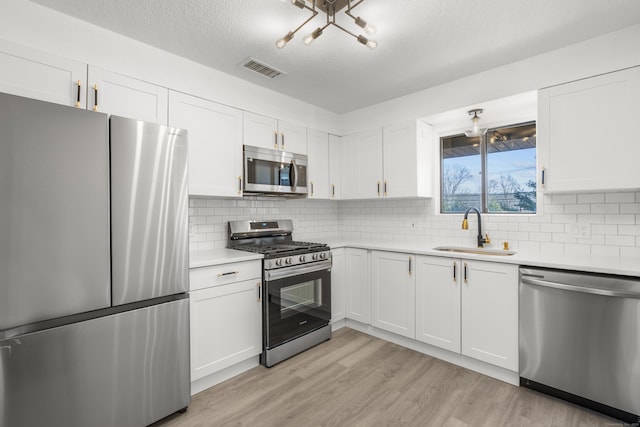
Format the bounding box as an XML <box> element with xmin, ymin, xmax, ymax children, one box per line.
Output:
<box><xmin>243</xmin><ymin>145</ymin><xmax>308</xmax><ymax>196</ymax></box>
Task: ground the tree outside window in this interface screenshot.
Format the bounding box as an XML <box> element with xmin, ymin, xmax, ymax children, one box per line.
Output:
<box><xmin>441</xmin><ymin>122</ymin><xmax>536</xmax><ymax>214</ymax></box>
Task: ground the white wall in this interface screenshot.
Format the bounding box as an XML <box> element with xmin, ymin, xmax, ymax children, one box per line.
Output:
<box><xmin>339</xmin><ymin>24</ymin><xmax>640</xmax><ymax>134</ymax></box>
<box><xmin>0</xmin><ymin>0</ymin><xmax>340</xmax><ymax>133</ymax></box>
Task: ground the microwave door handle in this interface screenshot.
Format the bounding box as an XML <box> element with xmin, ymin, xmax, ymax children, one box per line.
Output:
<box><xmin>291</xmin><ymin>159</ymin><xmax>298</xmax><ymax>189</ymax></box>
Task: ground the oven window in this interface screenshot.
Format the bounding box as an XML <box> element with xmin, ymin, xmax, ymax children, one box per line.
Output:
<box><xmin>280</xmin><ymin>279</ymin><xmax>322</xmax><ymax>318</ymax></box>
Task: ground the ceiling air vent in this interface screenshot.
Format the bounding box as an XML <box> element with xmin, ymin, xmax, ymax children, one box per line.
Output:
<box><xmin>243</xmin><ymin>58</ymin><xmax>286</xmax><ymax>79</ymax></box>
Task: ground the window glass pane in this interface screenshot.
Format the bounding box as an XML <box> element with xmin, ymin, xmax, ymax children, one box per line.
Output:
<box><xmin>441</xmin><ymin>134</ymin><xmax>482</xmax><ymax>213</ymax></box>
<box><xmin>486</xmin><ymin>123</ymin><xmax>537</xmax><ymax>213</ymax></box>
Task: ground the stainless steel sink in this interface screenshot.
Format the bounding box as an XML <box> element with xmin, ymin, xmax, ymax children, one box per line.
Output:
<box><xmin>432</xmin><ymin>246</ymin><xmax>516</xmax><ymax>256</ymax></box>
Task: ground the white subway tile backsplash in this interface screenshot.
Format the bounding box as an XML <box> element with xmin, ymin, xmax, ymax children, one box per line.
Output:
<box><xmin>189</xmin><ymin>189</ymin><xmax>640</xmax><ymax>257</ymax></box>
<box><xmin>605</xmin><ymin>192</ymin><xmax>636</xmax><ymax>204</ymax></box>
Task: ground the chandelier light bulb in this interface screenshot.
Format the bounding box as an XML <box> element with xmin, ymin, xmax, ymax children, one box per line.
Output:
<box><xmin>304</xmin><ymin>27</ymin><xmax>323</xmax><ymax>45</ymax></box>
<box><xmin>276</xmin><ymin>31</ymin><xmax>294</xmax><ymax>49</ymax></box>
<box><xmin>357</xmin><ymin>35</ymin><xmax>377</xmax><ymax>50</ymax></box>
<box><xmin>365</xmin><ymin>23</ymin><xmax>377</xmax><ymax>35</ymax></box>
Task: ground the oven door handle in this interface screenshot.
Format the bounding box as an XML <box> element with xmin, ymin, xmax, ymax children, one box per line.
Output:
<box><xmin>265</xmin><ymin>260</ymin><xmax>331</xmax><ymax>281</ymax></box>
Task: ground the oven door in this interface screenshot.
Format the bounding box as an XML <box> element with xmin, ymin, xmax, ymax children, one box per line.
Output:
<box><xmin>264</xmin><ymin>263</ymin><xmax>331</xmax><ymax>349</ymax></box>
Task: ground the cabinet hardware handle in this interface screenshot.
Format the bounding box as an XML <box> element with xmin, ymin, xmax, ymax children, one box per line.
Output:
<box><xmin>274</xmin><ymin>130</ymin><xmax>278</xmax><ymax>149</ymax></box>
<box><xmin>331</xmin><ymin>184</ymin><xmax>335</xmax><ymax>197</ymax></box>
<box><xmin>384</xmin><ymin>180</ymin><xmax>388</xmax><ymax>196</ymax></box>
<box><xmin>75</xmin><ymin>80</ymin><xmax>81</xmax><ymax>108</ymax></box>
<box><xmin>310</xmin><ymin>182</ymin><xmax>314</xmax><ymax>196</ymax></box>
<box><xmin>281</xmin><ymin>132</ymin><xmax>285</xmax><ymax>149</ymax></box>
<box><xmin>217</xmin><ymin>271</ymin><xmax>239</xmax><ymax>277</ymax></box>
<box><xmin>453</xmin><ymin>262</ymin><xmax>457</xmax><ymax>281</ymax></box>
<box><xmin>541</xmin><ymin>168</ymin><xmax>545</xmax><ymax>186</ymax></box>
<box><xmin>238</xmin><ymin>176</ymin><xmax>242</xmax><ymax>194</ymax></box>
<box><xmin>257</xmin><ymin>282</ymin><xmax>261</xmax><ymax>302</ymax></box>
<box><xmin>92</xmin><ymin>84</ymin><xmax>99</xmax><ymax>111</ymax></box>
<box><xmin>377</xmin><ymin>181</ymin><xmax>381</xmax><ymax>196</ymax></box>
<box><xmin>463</xmin><ymin>262</ymin><xmax>468</xmax><ymax>283</ymax></box>
<box><xmin>408</xmin><ymin>257</ymin><xmax>412</xmax><ymax>276</ymax></box>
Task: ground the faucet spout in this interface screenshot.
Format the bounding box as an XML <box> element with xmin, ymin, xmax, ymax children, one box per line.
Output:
<box><xmin>462</xmin><ymin>207</ymin><xmax>489</xmax><ymax>248</ymax></box>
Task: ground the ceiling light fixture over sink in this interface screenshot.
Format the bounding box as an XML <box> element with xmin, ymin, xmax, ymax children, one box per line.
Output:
<box><xmin>464</xmin><ymin>109</ymin><xmax>488</xmax><ymax>137</ymax></box>
<box><xmin>277</xmin><ymin>0</ymin><xmax>377</xmax><ymax>50</ymax></box>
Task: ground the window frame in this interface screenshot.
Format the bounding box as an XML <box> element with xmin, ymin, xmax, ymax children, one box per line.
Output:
<box><xmin>439</xmin><ymin>120</ymin><xmax>537</xmax><ymax>215</ymax></box>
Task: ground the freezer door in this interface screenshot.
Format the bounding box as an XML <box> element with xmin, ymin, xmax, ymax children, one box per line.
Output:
<box><xmin>0</xmin><ymin>298</ymin><xmax>190</xmax><ymax>427</ymax></box>
<box><xmin>110</xmin><ymin>116</ymin><xmax>189</xmax><ymax>305</ymax></box>
<box><xmin>0</xmin><ymin>93</ymin><xmax>111</xmax><ymax>330</ymax></box>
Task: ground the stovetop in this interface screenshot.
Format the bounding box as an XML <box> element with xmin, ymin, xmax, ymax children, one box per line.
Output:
<box><xmin>233</xmin><ymin>241</ymin><xmax>328</xmax><ymax>258</ymax></box>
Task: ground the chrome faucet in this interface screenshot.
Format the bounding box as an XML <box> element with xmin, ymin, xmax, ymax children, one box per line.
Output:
<box><xmin>462</xmin><ymin>207</ymin><xmax>490</xmax><ymax>248</ymax></box>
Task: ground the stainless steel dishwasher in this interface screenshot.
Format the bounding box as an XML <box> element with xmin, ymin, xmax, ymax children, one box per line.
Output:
<box><xmin>519</xmin><ymin>267</ymin><xmax>640</xmax><ymax>424</ymax></box>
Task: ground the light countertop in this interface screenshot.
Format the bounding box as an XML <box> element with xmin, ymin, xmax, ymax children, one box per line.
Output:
<box><xmin>189</xmin><ymin>248</ymin><xmax>263</xmax><ymax>269</ymax></box>
<box><xmin>325</xmin><ymin>240</ymin><xmax>640</xmax><ymax>277</ymax></box>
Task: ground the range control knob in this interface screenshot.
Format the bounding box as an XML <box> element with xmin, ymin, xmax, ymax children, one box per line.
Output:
<box><xmin>285</xmin><ymin>257</ymin><xmax>292</xmax><ymax>265</ymax></box>
<box><xmin>312</xmin><ymin>253</ymin><xmax>318</xmax><ymax>260</ymax></box>
<box><xmin>275</xmin><ymin>259</ymin><xmax>283</xmax><ymax>266</ymax></box>
<box><xmin>320</xmin><ymin>252</ymin><xmax>327</xmax><ymax>259</ymax></box>
<box><xmin>299</xmin><ymin>255</ymin><xmax>306</xmax><ymax>262</ymax></box>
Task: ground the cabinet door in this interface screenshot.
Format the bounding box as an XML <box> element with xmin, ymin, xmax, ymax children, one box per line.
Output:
<box><xmin>345</xmin><ymin>248</ymin><xmax>370</xmax><ymax>323</ymax></box>
<box><xmin>538</xmin><ymin>66</ymin><xmax>640</xmax><ymax>192</ymax></box>
<box><xmin>87</xmin><ymin>66</ymin><xmax>168</xmax><ymax>124</ymax></box>
<box><xmin>243</xmin><ymin>111</ymin><xmax>278</xmax><ymax>150</ymax></box>
<box><xmin>329</xmin><ymin>134</ymin><xmax>342</xmax><ymax>200</ymax></box>
<box><xmin>190</xmin><ymin>279</ymin><xmax>262</xmax><ymax>380</ymax></box>
<box><xmin>0</xmin><ymin>39</ymin><xmax>86</xmax><ymax>108</ymax></box>
<box><xmin>382</xmin><ymin>120</ymin><xmax>433</xmax><ymax>198</ymax></box>
<box><xmin>461</xmin><ymin>260</ymin><xmax>518</xmax><ymax>371</ymax></box>
<box><xmin>330</xmin><ymin>248</ymin><xmax>346</xmax><ymax>322</ymax></box>
<box><xmin>341</xmin><ymin>129</ymin><xmax>383</xmax><ymax>199</ymax></box>
<box><xmin>371</xmin><ymin>251</ymin><xmax>416</xmax><ymax>338</ymax></box>
<box><xmin>415</xmin><ymin>256</ymin><xmax>461</xmax><ymax>353</ymax></box>
<box><xmin>168</xmin><ymin>91</ymin><xmax>243</xmax><ymax>197</ymax></box>
<box><xmin>278</xmin><ymin>120</ymin><xmax>307</xmax><ymax>154</ymax></box>
<box><xmin>307</xmin><ymin>129</ymin><xmax>330</xmax><ymax>199</ymax></box>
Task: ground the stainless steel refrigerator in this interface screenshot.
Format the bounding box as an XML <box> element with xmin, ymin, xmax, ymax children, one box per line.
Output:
<box><xmin>0</xmin><ymin>92</ymin><xmax>190</xmax><ymax>427</ymax></box>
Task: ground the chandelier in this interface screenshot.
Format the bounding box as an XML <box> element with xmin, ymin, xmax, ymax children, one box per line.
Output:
<box><xmin>276</xmin><ymin>0</ymin><xmax>377</xmax><ymax>49</ymax></box>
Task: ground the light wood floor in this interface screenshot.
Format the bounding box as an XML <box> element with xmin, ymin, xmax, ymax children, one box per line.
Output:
<box><xmin>154</xmin><ymin>328</ymin><xmax>621</xmax><ymax>427</ymax></box>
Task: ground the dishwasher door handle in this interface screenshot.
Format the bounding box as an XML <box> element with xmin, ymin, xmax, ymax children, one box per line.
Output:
<box><xmin>521</xmin><ymin>277</ymin><xmax>640</xmax><ymax>299</ymax></box>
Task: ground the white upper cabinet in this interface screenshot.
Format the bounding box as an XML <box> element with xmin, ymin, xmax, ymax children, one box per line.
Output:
<box><xmin>370</xmin><ymin>251</ymin><xmax>416</xmax><ymax>339</ymax></box>
<box><xmin>307</xmin><ymin>129</ymin><xmax>330</xmax><ymax>199</ymax></box>
<box><xmin>0</xmin><ymin>39</ymin><xmax>87</xmax><ymax>108</ymax></box>
<box><xmin>340</xmin><ymin>121</ymin><xmax>434</xmax><ymax>200</ymax></box>
<box><xmin>168</xmin><ymin>91</ymin><xmax>243</xmax><ymax>197</ymax></box>
<box><xmin>329</xmin><ymin>134</ymin><xmax>342</xmax><ymax>200</ymax></box>
<box><xmin>87</xmin><ymin>66</ymin><xmax>168</xmax><ymax>124</ymax></box>
<box><xmin>538</xmin><ymin>66</ymin><xmax>640</xmax><ymax>192</ymax></box>
<box><xmin>243</xmin><ymin>111</ymin><xmax>307</xmax><ymax>154</ymax></box>
<box><xmin>341</xmin><ymin>128</ymin><xmax>384</xmax><ymax>199</ymax></box>
<box><xmin>382</xmin><ymin>120</ymin><xmax>433</xmax><ymax>198</ymax></box>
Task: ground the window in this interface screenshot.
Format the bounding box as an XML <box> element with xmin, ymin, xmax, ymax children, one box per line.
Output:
<box><xmin>440</xmin><ymin>121</ymin><xmax>536</xmax><ymax>214</ymax></box>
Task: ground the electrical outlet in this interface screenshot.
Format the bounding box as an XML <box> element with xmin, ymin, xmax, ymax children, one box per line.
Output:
<box><xmin>571</xmin><ymin>223</ymin><xmax>591</xmax><ymax>239</ymax></box>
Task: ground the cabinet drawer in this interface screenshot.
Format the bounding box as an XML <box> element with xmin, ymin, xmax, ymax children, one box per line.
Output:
<box><xmin>190</xmin><ymin>260</ymin><xmax>261</xmax><ymax>291</ymax></box>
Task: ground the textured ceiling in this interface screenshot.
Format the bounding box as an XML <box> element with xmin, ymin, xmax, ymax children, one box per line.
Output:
<box><xmin>28</xmin><ymin>0</ymin><xmax>640</xmax><ymax>113</ymax></box>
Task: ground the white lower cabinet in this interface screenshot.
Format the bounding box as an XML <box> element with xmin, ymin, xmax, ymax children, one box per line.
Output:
<box><xmin>415</xmin><ymin>256</ymin><xmax>461</xmax><ymax>353</ymax></box>
<box><xmin>345</xmin><ymin>248</ymin><xmax>370</xmax><ymax>323</ymax></box>
<box><xmin>330</xmin><ymin>248</ymin><xmax>346</xmax><ymax>323</ymax></box>
<box><xmin>460</xmin><ymin>260</ymin><xmax>518</xmax><ymax>371</ymax></box>
<box><xmin>371</xmin><ymin>251</ymin><xmax>415</xmax><ymax>339</ymax></box>
<box><xmin>189</xmin><ymin>261</ymin><xmax>262</xmax><ymax>381</ymax></box>
<box><xmin>415</xmin><ymin>256</ymin><xmax>518</xmax><ymax>371</ymax></box>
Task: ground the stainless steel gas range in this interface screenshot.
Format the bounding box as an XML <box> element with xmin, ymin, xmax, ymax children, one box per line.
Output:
<box><xmin>228</xmin><ymin>220</ymin><xmax>331</xmax><ymax>367</ymax></box>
